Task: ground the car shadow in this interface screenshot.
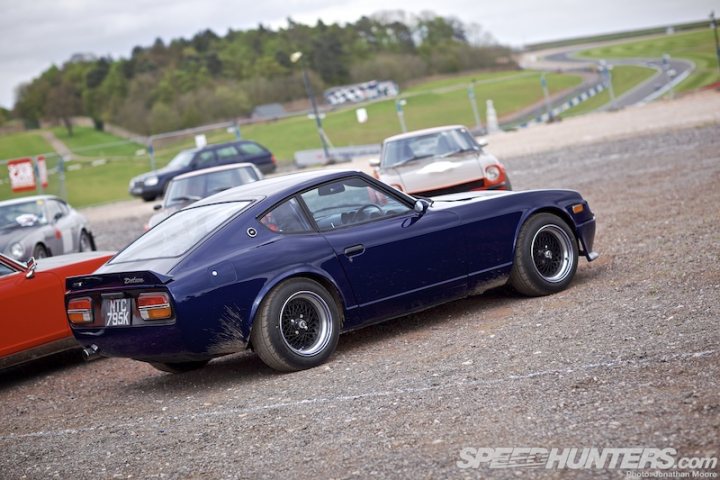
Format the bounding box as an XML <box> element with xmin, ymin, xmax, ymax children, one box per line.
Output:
<box><xmin>124</xmin><ymin>350</ymin><xmax>276</xmax><ymax>393</ymax></box>
<box><xmin>126</xmin><ymin>288</ymin><xmax>525</xmax><ymax>390</ymax></box>
<box><xmin>0</xmin><ymin>350</ymin><xmax>89</xmax><ymax>390</ymax></box>
<box><xmin>335</xmin><ymin>287</ymin><xmax>522</xmax><ymax>356</ymax></box>
<box><xmin>124</xmin><ymin>272</ymin><xmax>604</xmax><ymax>391</ymax></box>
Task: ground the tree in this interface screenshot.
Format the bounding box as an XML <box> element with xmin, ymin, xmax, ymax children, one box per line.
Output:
<box><xmin>45</xmin><ymin>81</ymin><xmax>83</xmax><ymax>136</ymax></box>
<box><xmin>11</xmin><ymin>10</ymin><xmax>514</xmax><ymax>134</ymax></box>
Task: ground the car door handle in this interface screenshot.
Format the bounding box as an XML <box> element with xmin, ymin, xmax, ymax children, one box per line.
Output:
<box><xmin>343</xmin><ymin>244</ymin><xmax>365</xmax><ymax>259</ymax></box>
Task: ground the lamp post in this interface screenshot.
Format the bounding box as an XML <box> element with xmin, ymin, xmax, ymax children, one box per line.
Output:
<box><xmin>290</xmin><ymin>51</ymin><xmax>331</xmax><ymax>162</ymax></box>
<box><xmin>540</xmin><ymin>73</ymin><xmax>554</xmax><ymax>122</ymax></box>
<box><xmin>711</xmin><ymin>11</ymin><xmax>720</xmax><ymax>73</ymax></box>
<box><xmin>599</xmin><ymin>60</ymin><xmax>616</xmax><ymax>110</ymax></box>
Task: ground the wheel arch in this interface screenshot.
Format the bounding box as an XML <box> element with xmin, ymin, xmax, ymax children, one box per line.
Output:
<box><xmin>511</xmin><ymin>206</ymin><xmax>579</xmax><ymax>260</ymax></box>
<box><xmin>34</xmin><ymin>241</ymin><xmax>51</xmax><ymax>257</ymax></box>
<box><xmin>246</xmin><ymin>268</ymin><xmax>347</xmax><ymax>348</ymax></box>
<box><xmin>79</xmin><ymin>228</ymin><xmax>97</xmax><ymax>250</ymax></box>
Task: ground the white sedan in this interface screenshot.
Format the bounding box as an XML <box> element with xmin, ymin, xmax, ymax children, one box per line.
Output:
<box><xmin>371</xmin><ymin>125</ymin><xmax>511</xmax><ymax>196</ymax></box>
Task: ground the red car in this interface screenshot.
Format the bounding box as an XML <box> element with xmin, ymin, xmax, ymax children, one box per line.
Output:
<box><xmin>0</xmin><ymin>251</ymin><xmax>113</xmax><ymax>369</ymax></box>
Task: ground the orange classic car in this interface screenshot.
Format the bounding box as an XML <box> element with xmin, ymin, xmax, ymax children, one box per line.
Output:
<box><xmin>0</xmin><ymin>251</ymin><xmax>113</xmax><ymax>369</ymax></box>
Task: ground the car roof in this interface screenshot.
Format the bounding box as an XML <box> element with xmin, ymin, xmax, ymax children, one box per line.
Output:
<box><xmin>193</xmin><ymin>169</ymin><xmax>358</xmax><ymax>207</ymax></box>
<box><xmin>171</xmin><ymin>163</ymin><xmax>258</xmax><ymax>181</ymax></box>
<box><xmin>178</xmin><ymin>139</ymin><xmax>263</xmax><ymax>155</ymax></box>
<box><xmin>383</xmin><ymin>125</ymin><xmax>467</xmax><ymax>143</ymax></box>
<box><xmin>0</xmin><ymin>195</ymin><xmax>62</xmax><ymax>207</ymax></box>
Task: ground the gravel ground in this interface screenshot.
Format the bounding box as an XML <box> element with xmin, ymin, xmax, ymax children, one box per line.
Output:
<box><xmin>0</xmin><ymin>119</ymin><xmax>718</xmax><ymax>479</ymax></box>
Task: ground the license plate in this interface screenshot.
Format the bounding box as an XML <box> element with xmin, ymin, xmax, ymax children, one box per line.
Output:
<box><xmin>103</xmin><ymin>298</ymin><xmax>131</xmax><ymax>326</ymax></box>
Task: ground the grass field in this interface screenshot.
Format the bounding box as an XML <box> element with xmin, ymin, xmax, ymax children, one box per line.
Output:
<box><xmin>562</xmin><ymin>65</ymin><xmax>658</xmax><ymax>117</ymax></box>
<box><xmin>578</xmin><ymin>29</ymin><xmax>720</xmax><ymax>92</ymax></box>
<box><xmin>0</xmin><ymin>69</ymin><xmax>584</xmax><ymax>207</ymax></box>
<box><xmin>0</xmin><ymin>127</ymin><xmax>149</xmax><ymax>206</ymax></box>
<box><xmin>0</xmin><ymin>131</ymin><xmax>53</xmax><ymax>160</ymax></box>
<box><xmin>238</xmin><ymin>71</ymin><xmax>582</xmax><ymax>161</ymax></box>
<box><xmin>52</xmin><ymin>127</ymin><xmax>142</xmax><ymax>157</ymax></box>
<box><xmin>526</xmin><ymin>20</ymin><xmax>707</xmax><ymax>51</ymax></box>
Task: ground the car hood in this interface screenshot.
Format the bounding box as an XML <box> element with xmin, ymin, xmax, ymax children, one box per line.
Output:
<box><xmin>386</xmin><ymin>151</ymin><xmax>483</xmax><ymax>193</ymax></box>
<box><xmin>0</xmin><ymin>224</ymin><xmax>44</xmax><ymax>252</ymax></box>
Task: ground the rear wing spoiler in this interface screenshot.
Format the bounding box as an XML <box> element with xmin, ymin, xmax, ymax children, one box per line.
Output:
<box><xmin>66</xmin><ymin>271</ymin><xmax>173</xmax><ymax>293</ymax></box>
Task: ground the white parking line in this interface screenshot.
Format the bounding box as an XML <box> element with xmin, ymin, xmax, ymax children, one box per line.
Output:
<box><xmin>1</xmin><ymin>349</ymin><xmax>715</xmax><ymax>440</ymax></box>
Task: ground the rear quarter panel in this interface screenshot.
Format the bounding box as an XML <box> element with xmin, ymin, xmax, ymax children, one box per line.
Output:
<box><xmin>167</xmin><ymin>216</ymin><xmax>351</xmax><ymax>352</ymax></box>
<box><xmin>0</xmin><ymin>253</ymin><xmax>111</xmax><ymax>360</ymax></box>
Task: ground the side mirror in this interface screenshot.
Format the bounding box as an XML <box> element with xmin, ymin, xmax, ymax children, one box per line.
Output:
<box><xmin>477</xmin><ymin>138</ymin><xmax>489</xmax><ymax>148</ymax></box>
<box><xmin>153</xmin><ymin>204</ymin><xmax>162</xmax><ymax>211</ymax></box>
<box><xmin>413</xmin><ymin>198</ymin><xmax>430</xmax><ymax>215</ymax></box>
<box><xmin>53</xmin><ymin>212</ymin><xmax>63</xmax><ymax>221</ymax></box>
<box><xmin>25</xmin><ymin>257</ymin><xmax>37</xmax><ymax>279</ymax></box>
<box><xmin>368</xmin><ymin>158</ymin><xmax>381</xmax><ymax>168</ymax></box>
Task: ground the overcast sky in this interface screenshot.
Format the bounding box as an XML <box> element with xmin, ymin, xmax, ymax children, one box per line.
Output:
<box><xmin>0</xmin><ymin>0</ymin><xmax>715</xmax><ymax>109</ymax></box>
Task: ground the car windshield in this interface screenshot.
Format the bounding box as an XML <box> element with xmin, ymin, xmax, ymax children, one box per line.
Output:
<box><xmin>110</xmin><ymin>201</ymin><xmax>251</xmax><ymax>263</ymax></box>
<box><xmin>0</xmin><ymin>200</ymin><xmax>47</xmax><ymax>229</ymax></box>
<box><xmin>164</xmin><ymin>167</ymin><xmax>259</xmax><ymax>208</ymax></box>
<box><xmin>381</xmin><ymin>128</ymin><xmax>477</xmax><ymax>167</ymax></box>
<box><xmin>166</xmin><ymin>150</ymin><xmax>196</xmax><ymax>169</ymax></box>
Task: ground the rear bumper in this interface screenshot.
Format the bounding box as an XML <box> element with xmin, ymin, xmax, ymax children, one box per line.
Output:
<box><xmin>256</xmin><ymin>162</ymin><xmax>277</xmax><ymax>174</ymax></box>
<box><xmin>71</xmin><ymin>324</ymin><xmax>215</xmax><ymax>363</ymax></box>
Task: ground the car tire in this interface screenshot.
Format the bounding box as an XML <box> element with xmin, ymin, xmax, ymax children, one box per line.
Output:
<box><xmin>78</xmin><ymin>230</ymin><xmax>93</xmax><ymax>252</ymax></box>
<box><xmin>251</xmin><ymin>278</ymin><xmax>341</xmax><ymax>372</ymax></box>
<box><xmin>149</xmin><ymin>360</ymin><xmax>210</xmax><ymax>374</ymax></box>
<box><xmin>141</xmin><ymin>194</ymin><xmax>156</xmax><ymax>202</ymax></box>
<box><xmin>509</xmin><ymin>213</ymin><xmax>578</xmax><ymax>296</ymax></box>
<box><xmin>33</xmin><ymin>244</ymin><xmax>49</xmax><ymax>259</ymax></box>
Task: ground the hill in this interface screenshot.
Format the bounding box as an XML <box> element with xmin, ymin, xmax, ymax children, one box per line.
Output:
<box><xmin>12</xmin><ymin>11</ymin><xmax>514</xmax><ymax>136</ymax></box>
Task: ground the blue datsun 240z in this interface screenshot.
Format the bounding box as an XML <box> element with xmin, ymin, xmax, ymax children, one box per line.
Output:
<box><xmin>65</xmin><ymin>170</ymin><xmax>597</xmax><ymax>373</ymax></box>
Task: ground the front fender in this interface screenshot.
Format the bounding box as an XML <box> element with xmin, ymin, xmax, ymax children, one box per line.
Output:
<box><xmin>513</xmin><ymin>202</ymin><xmax>598</xmax><ymax>263</ymax></box>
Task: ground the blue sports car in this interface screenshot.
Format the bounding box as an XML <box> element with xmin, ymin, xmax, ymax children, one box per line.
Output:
<box><xmin>65</xmin><ymin>170</ymin><xmax>597</xmax><ymax>373</ymax></box>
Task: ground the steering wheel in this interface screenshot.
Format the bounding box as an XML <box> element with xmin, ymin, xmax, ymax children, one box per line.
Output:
<box><xmin>354</xmin><ymin>204</ymin><xmax>384</xmax><ymax>221</ymax></box>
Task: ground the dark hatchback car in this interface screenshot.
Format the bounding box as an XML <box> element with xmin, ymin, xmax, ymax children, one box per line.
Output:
<box><xmin>129</xmin><ymin>140</ymin><xmax>276</xmax><ymax>201</ymax></box>
<box><xmin>146</xmin><ymin>163</ymin><xmax>263</xmax><ymax>230</ymax></box>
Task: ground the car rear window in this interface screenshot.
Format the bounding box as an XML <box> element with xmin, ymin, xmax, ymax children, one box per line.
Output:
<box><xmin>110</xmin><ymin>201</ymin><xmax>251</xmax><ymax>263</ymax></box>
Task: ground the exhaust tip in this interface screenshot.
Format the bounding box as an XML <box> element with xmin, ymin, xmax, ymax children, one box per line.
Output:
<box><xmin>82</xmin><ymin>344</ymin><xmax>100</xmax><ymax>362</ymax></box>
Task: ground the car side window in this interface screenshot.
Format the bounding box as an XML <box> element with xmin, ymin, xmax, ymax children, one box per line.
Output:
<box><xmin>300</xmin><ymin>177</ymin><xmax>411</xmax><ymax>231</ymax></box>
<box><xmin>216</xmin><ymin>146</ymin><xmax>240</xmax><ymax>163</ymax></box>
<box><xmin>238</xmin><ymin>142</ymin><xmax>266</xmax><ymax>156</ymax></box>
<box><xmin>46</xmin><ymin>200</ymin><xmax>64</xmax><ymax>221</ymax></box>
<box><xmin>260</xmin><ymin>198</ymin><xmax>312</xmax><ymax>234</ymax></box>
<box><xmin>194</xmin><ymin>151</ymin><xmax>216</xmax><ymax>168</ymax></box>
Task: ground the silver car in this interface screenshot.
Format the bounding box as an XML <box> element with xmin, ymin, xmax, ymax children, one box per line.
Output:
<box><xmin>0</xmin><ymin>195</ymin><xmax>95</xmax><ymax>261</ymax></box>
<box><xmin>371</xmin><ymin>125</ymin><xmax>511</xmax><ymax>197</ymax></box>
<box><xmin>146</xmin><ymin>163</ymin><xmax>263</xmax><ymax>229</ymax></box>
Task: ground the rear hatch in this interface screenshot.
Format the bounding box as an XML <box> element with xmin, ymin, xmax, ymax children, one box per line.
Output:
<box><xmin>66</xmin><ymin>271</ymin><xmax>175</xmax><ymax>329</ymax></box>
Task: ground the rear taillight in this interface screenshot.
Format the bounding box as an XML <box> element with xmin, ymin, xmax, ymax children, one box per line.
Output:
<box><xmin>137</xmin><ymin>292</ymin><xmax>172</xmax><ymax>320</ymax></box>
<box><xmin>67</xmin><ymin>297</ymin><xmax>93</xmax><ymax>324</ymax></box>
